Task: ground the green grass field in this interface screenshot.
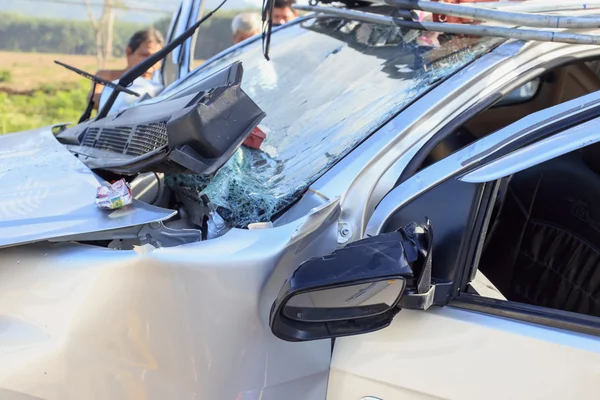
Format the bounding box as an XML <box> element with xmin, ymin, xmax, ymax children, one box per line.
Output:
<box><xmin>0</xmin><ymin>52</ymin><xmax>122</xmax><ymax>134</ymax></box>
<box><xmin>0</xmin><ymin>80</ymin><xmax>89</xmax><ymax>134</ymax></box>
<box><xmin>0</xmin><ymin>51</ymin><xmax>204</xmax><ymax>134</ymax></box>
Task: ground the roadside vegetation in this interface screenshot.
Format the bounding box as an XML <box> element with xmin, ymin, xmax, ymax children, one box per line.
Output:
<box><xmin>0</xmin><ymin>51</ymin><xmax>204</xmax><ymax>134</ymax></box>
<box><xmin>0</xmin><ymin>70</ymin><xmax>12</xmax><ymax>83</ymax></box>
<box><xmin>0</xmin><ymin>11</ymin><xmax>244</xmax><ymax>61</ymax></box>
<box><xmin>0</xmin><ymin>80</ymin><xmax>88</xmax><ymax>134</ymax></box>
<box><xmin>0</xmin><ymin>52</ymin><xmax>121</xmax><ymax>134</ymax></box>
<box><xmin>0</xmin><ymin>8</ymin><xmax>228</xmax><ymax>134</ymax></box>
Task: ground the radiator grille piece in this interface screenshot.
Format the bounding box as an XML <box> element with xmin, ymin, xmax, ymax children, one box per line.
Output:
<box><xmin>81</xmin><ymin>121</ymin><xmax>168</xmax><ymax>157</ymax></box>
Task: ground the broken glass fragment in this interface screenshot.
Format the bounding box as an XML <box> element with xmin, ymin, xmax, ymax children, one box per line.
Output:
<box><xmin>164</xmin><ymin>14</ymin><xmax>501</xmax><ymax>228</ymax></box>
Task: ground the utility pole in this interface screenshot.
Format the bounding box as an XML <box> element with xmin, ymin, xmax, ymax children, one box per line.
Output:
<box><xmin>84</xmin><ymin>0</ymin><xmax>127</xmax><ymax>68</ymax></box>
<box><xmin>84</xmin><ymin>0</ymin><xmax>106</xmax><ymax>68</ymax></box>
<box><xmin>103</xmin><ymin>0</ymin><xmax>115</xmax><ymax>61</ymax></box>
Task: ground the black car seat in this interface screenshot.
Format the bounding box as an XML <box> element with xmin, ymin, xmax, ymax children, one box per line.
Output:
<box><xmin>479</xmin><ymin>151</ymin><xmax>600</xmax><ymax>317</ymax></box>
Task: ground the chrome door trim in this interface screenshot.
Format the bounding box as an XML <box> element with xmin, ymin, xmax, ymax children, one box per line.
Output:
<box><xmin>171</xmin><ymin>0</ymin><xmax>193</xmax><ymax>64</ymax></box>
<box><xmin>179</xmin><ymin>0</ymin><xmax>204</xmax><ymax>79</ymax></box>
<box><xmin>460</xmin><ymin>115</ymin><xmax>600</xmax><ymax>183</ymax></box>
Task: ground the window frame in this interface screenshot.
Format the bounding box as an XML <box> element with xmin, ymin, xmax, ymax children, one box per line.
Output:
<box><xmin>367</xmin><ymin>58</ymin><xmax>600</xmax><ymax>338</ymax></box>
<box><xmin>450</xmin><ymin>133</ymin><xmax>600</xmax><ymax>339</ymax></box>
<box><xmin>160</xmin><ymin>0</ymin><xmax>202</xmax><ymax>87</ymax></box>
<box><xmin>160</xmin><ymin>3</ymin><xmax>184</xmax><ymax>87</ymax></box>
<box><xmin>399</xmin><ymin>136</ymin><xmax>600</xmax><ymax>338</ymax></box>
<box><xmin>452</xmin><ymin>180</ymin><xmax>600</xmax><ymax>336</ymax></box>
<box><xmin>396</xmin><ymin>52</ymin><xmax>600</xmax><ymax>185</ymax></box>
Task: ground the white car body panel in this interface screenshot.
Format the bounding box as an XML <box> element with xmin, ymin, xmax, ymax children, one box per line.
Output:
<box><xmin>328</xmin><ymin>307</ymin><xmax>600</xmax><ymax>400</ymax></box>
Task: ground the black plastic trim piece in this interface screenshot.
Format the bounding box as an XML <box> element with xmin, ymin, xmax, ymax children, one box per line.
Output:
<box><xmin>451</xmin><ymin>294</ymin><xmax>600</xmax><ymax>338</ymax></box>
<box><xmin>457</xmin><ymin>181</ymin><xmax>497</xmax><ymax>292</ymax></box>
<box><xmin>449</xmin><ymin>182</ymin><xmax>487</xmax><ymax>298</ymax></box>
<box><xmin>468</xmin><ymin>180</ymin><xmax>500</xmax><ymax>284</ymax></box>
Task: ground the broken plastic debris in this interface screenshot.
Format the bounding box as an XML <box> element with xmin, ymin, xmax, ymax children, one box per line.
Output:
<box><xmin>242</xmin><ymin>126</ymin><xmax>267</xmax><ymax>150</ymax></box>
<box><xmin>96</xmin><ymin>178</ymin><xmax>133</xmax><ymax>210</ymax></box>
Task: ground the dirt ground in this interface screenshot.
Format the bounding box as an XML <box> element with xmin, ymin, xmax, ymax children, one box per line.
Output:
<box><xmin>0</xmin><ymin>51</ymin><xmax>205</xmax><ymax>93</ymax></box>
<box><xmin>0</xmin><ymin>51</ymin><xmax>123</xmax><ymax>93</ymax></box>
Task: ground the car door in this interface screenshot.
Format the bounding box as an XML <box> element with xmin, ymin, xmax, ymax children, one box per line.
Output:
<box><xmin>159</xmin><ymin>0</ymin><xmax>204</xmax><ymax>87</ymax></box>
<box><xmin>320</xmin><ymin>90</ymin><xmax>600</xmax><ymax>400</ymax></box>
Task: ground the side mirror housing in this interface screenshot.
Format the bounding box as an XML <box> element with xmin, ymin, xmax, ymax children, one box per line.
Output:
<box><xmin>269</xmin><ymin>222</ymin><xmax>431</xmax><ymax>342</ymax></box>
<box><xmin>494</xmin><ymin>77</ymin><xmax>541</xmax><ymax>107</ymax></box>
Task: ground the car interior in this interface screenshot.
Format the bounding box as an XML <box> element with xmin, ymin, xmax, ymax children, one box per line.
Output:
<box><xmin>425</xmin><ymin>60</ymin><xmax>600</xmax><ymax>166</ymax></box>
<box><xmin>423</xmin><ymin>58</ymin><xmax>600</xmax><ymax>318</ymax></box>
<box><xmin>479</xmin><ymin>150</ymin><xmax>600</xmax><ymax>318</ymax></box>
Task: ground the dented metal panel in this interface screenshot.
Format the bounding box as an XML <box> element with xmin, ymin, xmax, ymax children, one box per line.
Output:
<box><xmin>0</xmin><ymin>127</ymin><xmax>176</xmax><ymax>248</ymax></box>
<box><xmin>0</xmin><ymin>196</ymin><xmax>341</xmax><ymax>400</ymax></box>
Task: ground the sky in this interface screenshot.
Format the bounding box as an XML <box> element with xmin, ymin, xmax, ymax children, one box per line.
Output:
<box><xmin>0</xmin><ymin>0</ymin><xmax>308</xmax><ymax>23</ymax></box>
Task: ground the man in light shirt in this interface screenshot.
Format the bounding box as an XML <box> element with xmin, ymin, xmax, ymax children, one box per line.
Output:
<box><xmin>92</xmin><ymin>28</ymin><xmax>165</xmax><ymax>112</ymax></box>
<box><xmin>231</xmin><ymin>12</ymin><xmax>262</xmax><ymax>44</ymax></box>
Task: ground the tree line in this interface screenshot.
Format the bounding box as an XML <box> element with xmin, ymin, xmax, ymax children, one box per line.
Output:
<box><xmin>0</xmin><ymin>12</ymin><xmax>240</xmax><ymax>61</ymax></box>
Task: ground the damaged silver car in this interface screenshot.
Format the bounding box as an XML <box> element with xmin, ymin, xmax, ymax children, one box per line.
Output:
<box><xmin>2</xmin><ymin>0</ymin><xmax>600</xmax><ymax>399</ymax></box>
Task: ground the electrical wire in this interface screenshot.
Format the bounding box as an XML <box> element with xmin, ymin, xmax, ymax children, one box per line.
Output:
<box><xmin>13</xmin><ymin>0</ymin><xmax>171</xmax><ymax>14</ymax></box>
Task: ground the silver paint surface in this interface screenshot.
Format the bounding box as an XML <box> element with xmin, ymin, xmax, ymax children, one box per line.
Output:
<box><xmin>0</xmin><ymin>196</ymin><xmax>340</xmax><ymax>399</ymax></box>
<box><xmin>0</xmin><ymin>127</ymin><xmax>175</xmax><ymax>248</ymax></box>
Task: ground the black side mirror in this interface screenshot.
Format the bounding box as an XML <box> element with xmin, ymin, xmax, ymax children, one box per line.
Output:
<box><xmin>269</xmin><ymin>221</ymin><xmax>432</xmax><ymax>342</ymax></box>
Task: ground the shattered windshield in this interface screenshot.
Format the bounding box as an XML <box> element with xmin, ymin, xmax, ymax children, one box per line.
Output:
<box><xmin>164</xmin><ymin>16</ymin><xmax>501</xmax><ymax>228</ymax></box>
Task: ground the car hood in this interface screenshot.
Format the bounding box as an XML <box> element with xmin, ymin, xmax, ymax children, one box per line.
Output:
<box><xmin>0</xmin><ymin>126</ymin><xmax>176</xmax><ymax>249</ymax></box>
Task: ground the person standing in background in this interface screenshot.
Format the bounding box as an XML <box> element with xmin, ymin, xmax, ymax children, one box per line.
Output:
<box><xmin>231</xmin><ymin>12</ymin><xmax>262</xmax><ymax>44</ymax></box>
<box><xmin>89</xmin><ymin>28</ymin><xmax>165</xmax><ymax>110</ymax></box>
<box><xmin>271</xmin><ymin>0</ymin><xmax>298</xmax><ymax>26</ymax></box>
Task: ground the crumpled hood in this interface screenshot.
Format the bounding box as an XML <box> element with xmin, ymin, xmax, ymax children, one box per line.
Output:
<box><xmin>0</xmin><ymin>126</ymin><xmax>175</xmax><ymax>249</ymax></box>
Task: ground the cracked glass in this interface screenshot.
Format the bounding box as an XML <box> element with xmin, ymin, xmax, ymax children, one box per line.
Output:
<box><xmin>164</xmin><ymin>15</ymin><xmax>502</xmax><ymax>228</ymax></box>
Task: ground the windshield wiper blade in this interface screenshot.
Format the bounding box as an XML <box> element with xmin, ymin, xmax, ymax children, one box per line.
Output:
<box><xmin>54</xmin><ymin>60</ymin><xmax>141</xmax><ymax>124</ymax></box>
<box><xmin>54</xmin><ymin>60</ymin><xmax>141</xmax><ymax>97</ymax></box>
<box><xmin>96</xmin><ymin>0</ymin><xmax>229</xmax><ymax>120</ymax></box>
